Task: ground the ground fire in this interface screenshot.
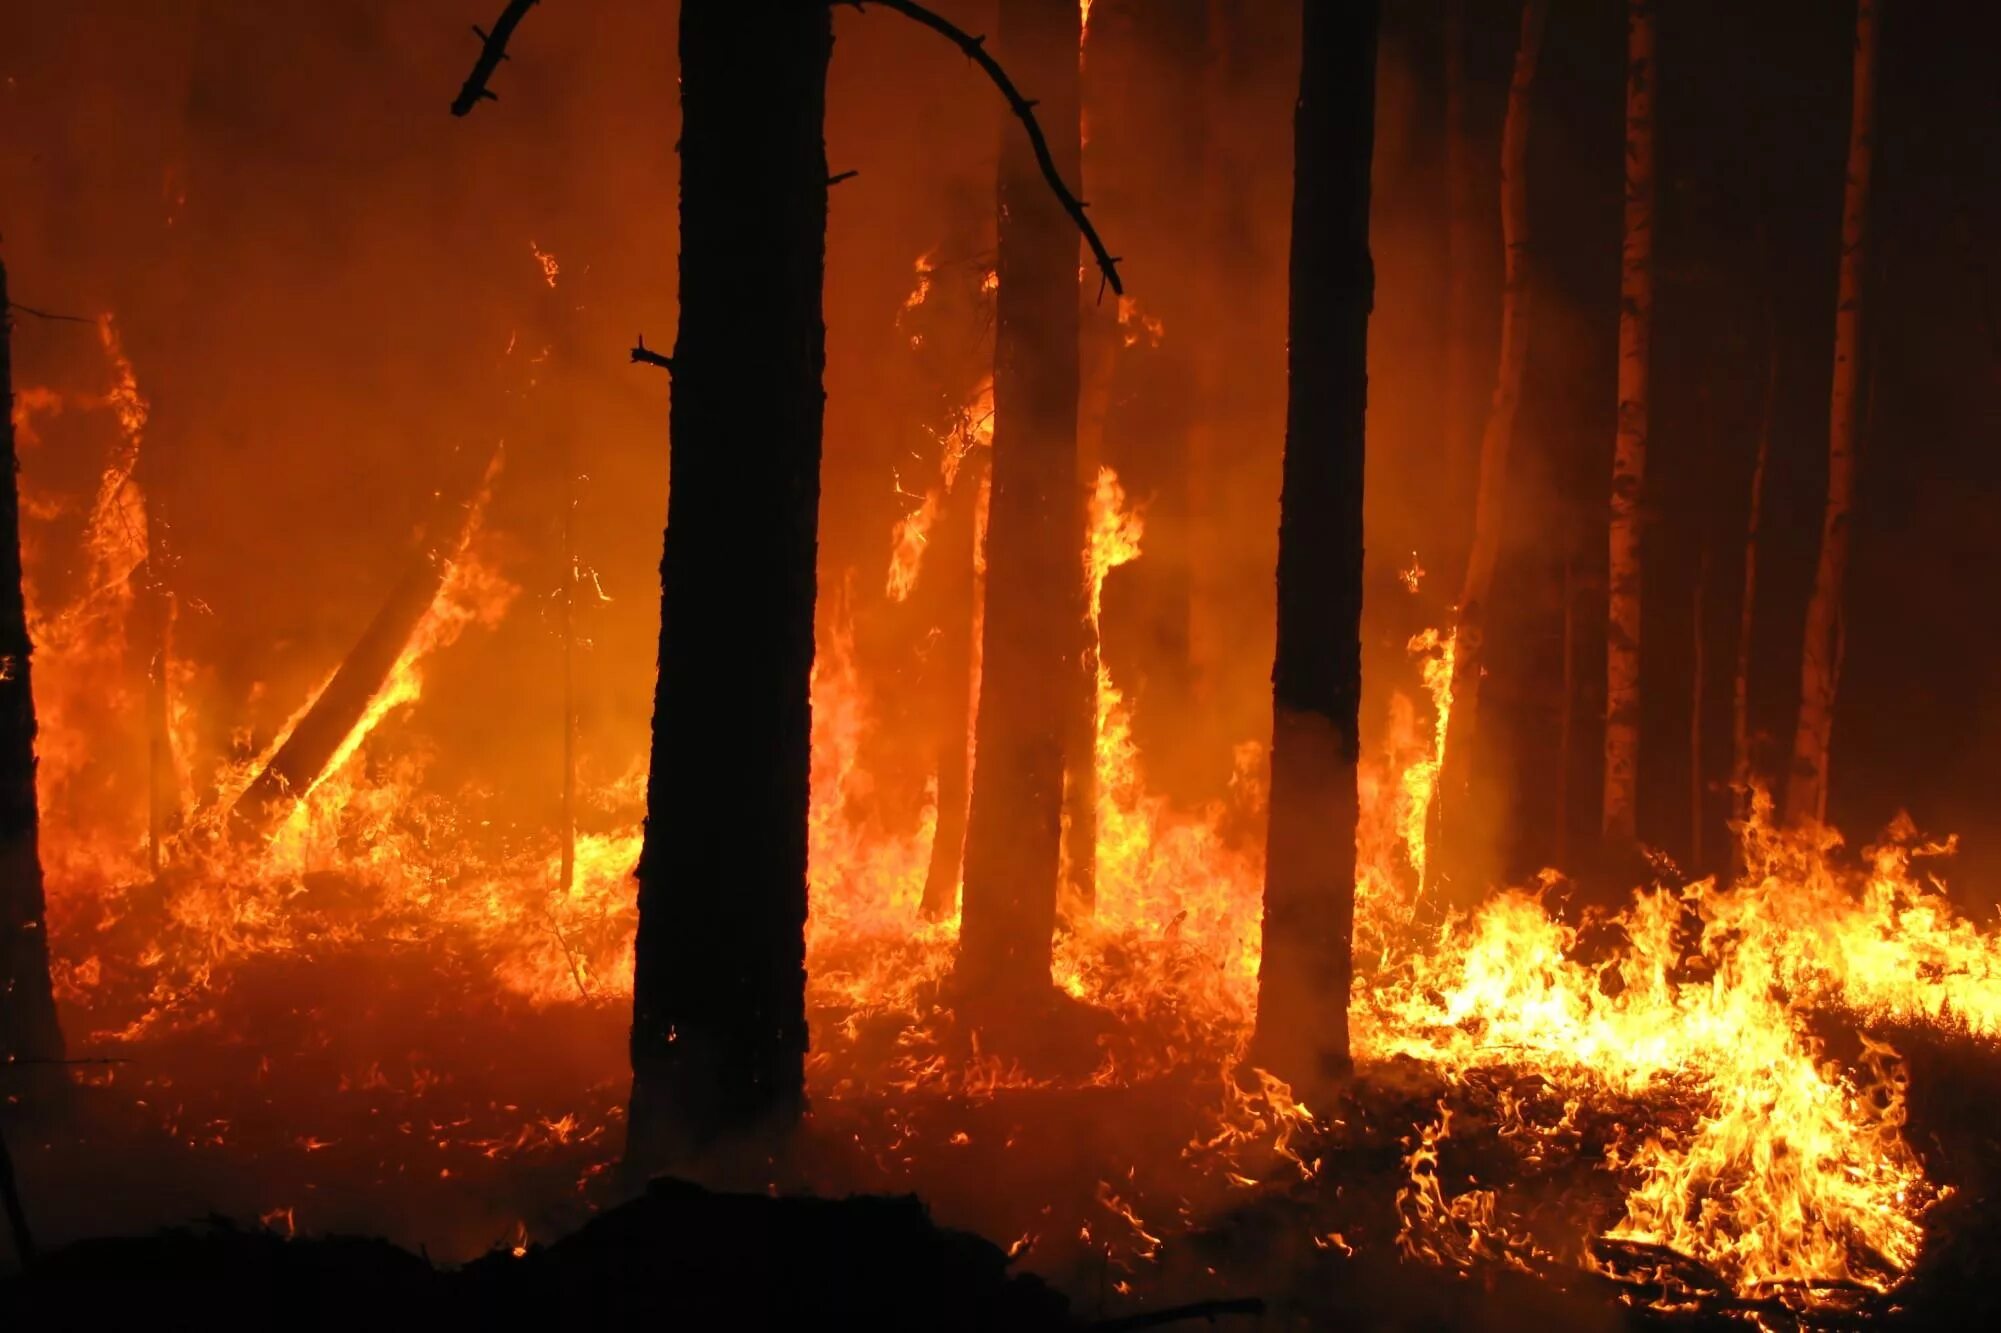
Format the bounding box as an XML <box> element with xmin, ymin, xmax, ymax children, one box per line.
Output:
<box><xmin>3</xmin><ymin>1</ymin><xmax>2000</xmax><ymax>1329</ymax></box>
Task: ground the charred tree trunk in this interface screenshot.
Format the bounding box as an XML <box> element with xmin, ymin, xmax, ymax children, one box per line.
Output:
<box><xmin>1440</xmin><ymin>0</ymin><xmax>1549</xmax><ymax>864</ymax></box>
<box><xmin>231</xmin><ymin>450</ymin><xmax>496</xmax><ymax>834</ymax></box>
<box><xmin>1443</xmin><ymin>0</ymin><xmax>1481</xmax><ymax>566</ymax></box>
<box><xmin>1603</xmin><ymin>0</ymin><xmax>1655</xmax><ymax>847</ymax></box>
<box><xmin>956</xmin><ymin>0</ymin><xmax>1081</xmax><ymax>1000</ymax></box>
<box><xmin>1787</xmin><ymin>0</ymin><xmax>1876</xmax><ymax>827</ymax></box>
<box><xmin>1251</xmin><ymin>0</ymin><xmax>1378</xmax><ymax>1087</ymax></box>
<box><xmin>0</xmin><ymin>264</ymin><xmax>66</xmax><ymax>1070</ymax></box>
<box><xmin>560</xmin><ymin>443</ymin><xmax>577</xmax><ymax>893</ymax></box>
<box><xmin>920</xmin><ymin>446</ymin><xmax>989</xmax><ymax>922</ymax></box>
<box><xmin>627</xmin><ymin>3</ymin><xmax>831</xmax><ymax>1166</ymax></box>
<box><xmin>1731</xmin><ymin>341</ymin><xmax>1776</xmax><ymax>856</ymax></box>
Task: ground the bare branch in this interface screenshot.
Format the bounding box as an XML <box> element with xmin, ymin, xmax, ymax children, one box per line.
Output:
<box><xmin>827</xmin><ymin>169</ymin><xmax>860</xmax><ymax>187</ymax></box>
<box><xmin>630</xmin><ymin>335</ymin><xmax>673</xmax><ymax>373</ymax></box>
<box><xmin>5</xmin><ymin>301</ymin><xmax>93</xmax><ymax>325</ymax></box>
<box><xmin>838</xmin><ymin>0</ymin><xmax>1124</xmax><ymax>297</ymax></box>
<box><xmin>452</xmin><ymin>0</ymin><xmax>540</xmax><ymax>117</ymax></box>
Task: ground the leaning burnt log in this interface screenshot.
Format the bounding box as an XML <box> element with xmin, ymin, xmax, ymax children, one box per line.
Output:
<box><xmin>229</xmin><ymin>447</ymin><xmax>498</xmax><ymax>837</ymax></box>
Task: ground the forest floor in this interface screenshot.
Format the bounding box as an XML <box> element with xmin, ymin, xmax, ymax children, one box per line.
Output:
<box><xmin>7</xmin><ymin>951</ymin><xmax>2001</xmax><ymax>1330</ymax></box>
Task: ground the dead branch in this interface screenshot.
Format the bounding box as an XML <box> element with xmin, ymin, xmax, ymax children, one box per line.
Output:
<box><xmin>630</xmin><ymin>336</ymin><xmax>673</xmax><ymax>372</ymax></box>
<box><xmin>5</xmin><ymin>301</ymin><xmax>93</xmax><ymax>325</ymax></box>
<box><xmin>451</xmin><ymin>0</ymin><xmax>540</xmax><ymax>117</ymax></box>
<box><xmin>838</xmin><ymin>0</ymin><xmax>1124</xmax><ymax>297</ymax></box>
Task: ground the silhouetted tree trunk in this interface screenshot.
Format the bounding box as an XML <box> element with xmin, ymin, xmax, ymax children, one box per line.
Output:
<box><xmin>1788</xmin><ymin>0</ymin><xmax>1876</xmax><ymax>827</ymax></box>
<box><xmin>1440</xmin><ymin>0</ymin><xmax>1548</xmax><ymax>863</ymax></box>
<box><xmin>0</xmin><ymin>263</ymin><xmax>66</xmax><ymax>1071</ymax></box>
<box><xmin>920</xmin><ymin>446</ymin><xmax>989</xmax><ymax>921</ymax></box>
<box><xmin>628</xmin><ymin>3</ymin><xmax>831</xmax><ymax>1166</ymax></box>
<box><xmin>1731</xmin><ymin>339</ymin><xmax>1776</xmax><ymax>861</ymax></box>
<box><xmin>1603</xmin><ymin>0</ymin><xmax>1654</xmax><ymax>846</ymax></box>
<box><xmin>957</xmin><ymin>0</ymin><xmax>1081</xmax><ymax>1000</ymax></box>
<box><xmin>1443</xmin><ymin>0</ymin><xmax>1480</xmax><ymax>566</ymax></box>
<box><xmin>1251</xmin><ymin>0</ymin><xmax>1378</xmax><ymax>1087</ymax></box>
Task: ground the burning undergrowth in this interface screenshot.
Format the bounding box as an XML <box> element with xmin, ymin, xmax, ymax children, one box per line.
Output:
<box><xmin>13</xmin><ymin>325</ymin><xmax>2001</xmax><ymax>1327</ymax></box>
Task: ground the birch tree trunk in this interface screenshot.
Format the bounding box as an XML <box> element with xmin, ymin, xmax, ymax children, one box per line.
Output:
<box><xmin>1251</xmin><ymin>0</ymin><xmax>1378</xmax><ymax>1087</ymax></box>
<box><xmin>1603</xmin><ymin>0</ymin><xmax>1655</xmax><ymax>846</ymax></box>
<box><xmin>0</xmin><ymin>262</ymin><xmax>67</xmax><ymax>1070</ymax></box>
<box><xmin>1440</xmin><ymin>0</ymin><xmax>1549</xmax><ymax>848</ymax></box>
<box><xmin>957</xmin><ymin>0</ymin><xmax>1082</xmax><ymax>1000</ymax></box>
<box><xmin>1787</xmin><ymin>0</ymin><xmax>1877</xmax><ymax>827</ymax></box>
<box><xmin>627</xmin><ymin>1</ymin><xmax>830</xmax><ymax>1167</ymax></box>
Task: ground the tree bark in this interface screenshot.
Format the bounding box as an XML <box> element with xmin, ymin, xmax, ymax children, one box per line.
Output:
<box><xmin>231</xmin><ymin>449</ymin><xmax>495</xmax><ymax>835</ymax></box>
<box><xmin>0</xmin><ymin>263</ymin><xmax>67</xmax><ymax>1070</ymax></box>
<box><xmin>1440</xmin><ymin>0</ymin><xmax>1549</xmax><ymax>856</ymax></box>
<box><xmin>1443</xmin><ymin>0</ymin><xmax>1481</xmax><ymax>566</ymax></box>
<box><xmin>1250</xmin><ymin>0</ymin><xmax>1378</xmax><ymax>1087</ymax></box>
<box><xmin>1787</xmin><ymin>0</ymin><xmax>1876</xmax><ymax>827</ymax></box>
<box><xmin>627</xmin><ymin>2</ymin><xmax>830</xmax><ymax>1165</ymax></box>
<box><xmin>920</xmin><ymin>447</ymin><xmax>989</xmax><ymax>922</ymax></box>
<box><xmin>956</xmin><ymin>0</ymin><xmax>1081</xmax><ymax>1000</ymax></box>
<box><xmin>1602</xmin><ymin>0</ymin><xmax>1655</xmax><ymax>846</ymax></box>
<box><xmin>1731</xmin><ymin>339</ymin><xmax>1776</xmax><ymax>856</ymax></box>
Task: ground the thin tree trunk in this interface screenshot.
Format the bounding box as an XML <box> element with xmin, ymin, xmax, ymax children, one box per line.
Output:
<box><xmin>1443</xmin><ymin>0</ymin><xmax>1480</xmax><ymax>559</ymax></box>
<box><xmin>627</xmin><ymin>2</ymin><xmax>830</xmax><ymax>1166</ymax></box>
<box><xmin>920</xmin><ymin>447</ymin><xmax>989</xmax><ymax>921</ymax></box>
<box><xmin>560</xmin><ymin>437</ymin><xmax>576</xmax><ymax>894</ymax></box>
<box><xmin>1690</xmin><ymin>547</ymin><xmax>1709</xmax><ymax>870</ymax></box>
<box><xmin>1555</xmin><ymin>543</ymin><xmax>1576</xmax><ymax>868</ymax></box>
<box><xmin>0</xmin><ymin>263</ymin><xmax>67</xmax><ymax>1069</ymax></box>
<box><xmin>1787</xmin><ymin>0</ymin><xmax>1876</xmax><ymax>827</ymax></box>
<box><xmin>957</xmin><ymin>0</ymin><xmax>1082</xmax><ymax>1000</ymax></box>
<box><xmin>1440</xmin><ymin>0</ymin><xmax>1549</xmax><ymax>850</ymax></box>
<box><xmin>1731</xmin><ymin>338</ymin><xmax>1776</xmax><ymax>857</ymax></box>
<box><xmin>1251</xmin><ymin>0</ymin><xmax>1378</xmax><ymax>1087</ymax></box>
<box><xmin>1603</xmin><ymin>0</ymin><xmax>1655</xmax><ymax>845</ymax></box>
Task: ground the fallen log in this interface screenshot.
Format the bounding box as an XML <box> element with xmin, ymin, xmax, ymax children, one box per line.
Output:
<box><xmin>229</xmin><ymin>446</ymin><xmax>500</xmax><ymax>836</ymax></box>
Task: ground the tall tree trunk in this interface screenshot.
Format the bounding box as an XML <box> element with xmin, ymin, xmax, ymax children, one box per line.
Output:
<box><xmin>1251</xmin><ymin>0</ymin><xmax>1378</xmax><ymax>1087</ymax></box>
<box><xmin>1602</xmin><ymin>0</ymin><xmax>1655</xmax><ymax>846</ymax></box>
<box><xmin>1555</xmin><ymin>543</ymin><xmax>1577</xmax><ymax>868</ymax></box>
<box><xmin>1440</xmin><ymin>0</ymin><xmax>1549</xmax><ymax>858</ymax></box>
<box><xmin>1787</xmin><ymin>0</ymin><xmax>1876</xmax><ymax>827</ymax></box>
<box><xmin>627</xmin><ymin>2</ymin><xmax>831</xmax><ymax>1166</ymax></box>
<box><xmin>0</xmin><ymin>264</ymin><xmax>67</xmax><ymax>1070</ymax></box>
<box><xmin>1690</xmin><ymin>547</ymin><xmax>1709</xmax><ymax>869</ymax></box>
<box><xmin>1731</xmin><ymin>339</ymin><xmax>1776</xmax><ymax>857</ymax></box>
<box><xmin>1442</xmin><ymin>0</ymin><xmax>1480</xmax><ymax>566</ymax></box>
<box><xmin>957</xmin><ymin>0</ymin><xmax>1082</xmax><ymax>1000</ymax></box>
<box><xmin>560</xmin><ymin>438</ymin><xmax>577</xmax><ymax>894</ymax></box>
<box><xmin>920</xmin><ymin>447</ymin><xmax>989</xmax><ymax>921</ymax></box>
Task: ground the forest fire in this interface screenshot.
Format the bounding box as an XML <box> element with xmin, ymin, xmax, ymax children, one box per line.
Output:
<box><xmin>4</xmin><ymin>1</ymin><xmax>2000</xmax><ymax>1330</ymax></box>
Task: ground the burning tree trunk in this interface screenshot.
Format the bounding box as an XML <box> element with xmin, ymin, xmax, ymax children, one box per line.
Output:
<box><xmin>1250</xmin><ymin>0</ymin><xmax>1378</xmax><ymax>1086</ymax></box>
<box><xmin>956</xmin><ymin>0</ymin><xmax>1082</xmax><ymax>1000</ymax></box>
<box><xmin>626</xmin><ymin>3</ymin><xmax>831</xmax><ymax>1165</ymax></box>
<box><xmin>1603</xmin><ymin>0</ymin><xmax>1655</xmax><ymax>848</ymax></box>
<box><xmin>231</xmin><ymin>448</ymin><xmax>497</xmax><ymax>835</ymax></box>
<box><xmin>1787</xmin><ymin>0</ymin><xmax>1877</xmax><ymax>827</ymax></box>
<box><xmin>1440</xmin><ymin>0</ymin><xmax>1549</xmax><ymax>861</ymax></box>
<box><xmin>0</xmin><ymin>263</ymin><xmax>66</xmax><ymax>1070</ymax></box>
